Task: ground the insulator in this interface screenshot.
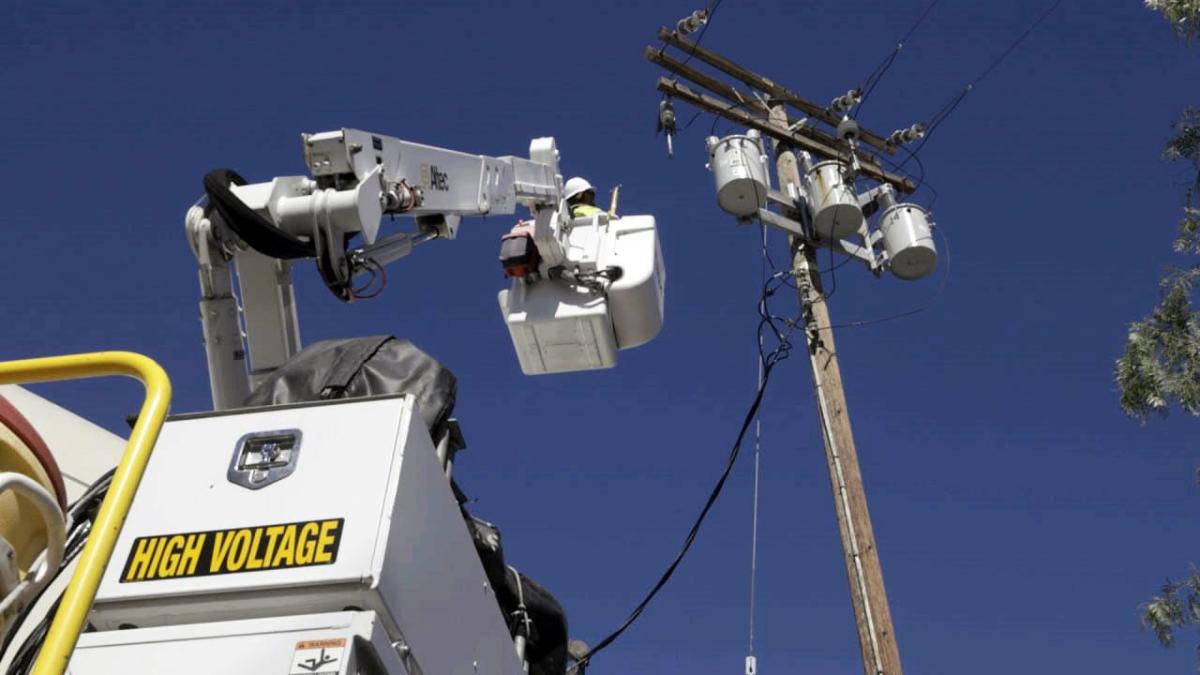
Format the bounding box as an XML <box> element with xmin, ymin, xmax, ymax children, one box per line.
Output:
<box><xmin>836</xmin><ymin>117</ymin><xmax>860</xmax><ymax>143</ymax></box>
<box><xmin>658</xmin><ymin>99</ymin><xmax>677</xmax><ymax>131</ymax></box>
<box><xmin>676</xmin><ymin>9</ymin><xmax>708</xmax><ymax>36</ymax></box>
<box><xmin>888</xmin><ymin>123</ymin><xmax>926</xmax><ymax>146</ymax></box>
<box><xmin>829</xmin><ymin>88</ymin><xmax>862</xmax><ymax>114</ymax></box>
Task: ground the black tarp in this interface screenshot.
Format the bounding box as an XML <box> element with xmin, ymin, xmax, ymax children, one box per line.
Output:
<box><xmin>243</xmin><ymin>335</ymin><xmax>457</xmax><ymax>439</ymax></box>
<box><xmin>467</xmin><ymin>515</ymin><xmax>568</xmax><ymax>675</ymax></box>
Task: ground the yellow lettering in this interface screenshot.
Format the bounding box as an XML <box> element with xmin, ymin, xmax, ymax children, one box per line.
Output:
<box><xmin>272</xmin><ymin>525</ymin><xmax>297</xmax><ymax>567</ymax></box>
<box><xmin>245</xmin><ymin>528</ymin><xmax>265</xmax><ymax>570</ymax></box>
<box><xmin>225</xmin><ymin>530</ymin><xmax>252</xmax><ymax>572</ymax></box>
<box><xmin>179</xmin><ymin>533</ymin><xmax>205</xmax><ymax>576</ymax></box>
<box><xmin>262</xmin><ymin>525</ymin><xmax>285</xmax><ymax>566</ymax></box>
<box><xmin>296</xmin><ymin>522</ymin><xmax>320</xmax><ymax>565</ymax></box>
<box><xmin>147</xmin><ymin>535</ymin><xmax>167</xmax><ymax>578</ymax></box>
<box><xmin>125</xmin><ymin>537</ymin><xmax>159</xmax><ymax>582</ymax></box>
<box><xmin>313</xmin><ymin>520</ymin><xmax>338</xmax><ymax>564</ymax></box>
<box><xmin>158</xmin><ymin>535</ymin><xmax>186</xmax><ymax>578</ymax></box>
<box><xmin>210</xmin><ymin>530</ymin><xmax>235</xmax><ymax>573</ymax></box>
<box><xmin>128</xmin><ymin>521</ymin><xmax>340</xmax><ymax>581</ymax></box>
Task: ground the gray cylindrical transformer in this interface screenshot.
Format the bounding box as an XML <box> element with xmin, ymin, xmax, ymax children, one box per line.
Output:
<box><xmin>879</xmin><ymin>203</ymin><xmax>937</xmax><ymax>280</ymax></box>
<box><xmin>707</xmin><ymin>134</ymin><xmax>768</xmax><ymax>217</ymax></box>
<box><xmin>805</xmin><ymin>160</ymin><xmax>863</xmax><ymax>239</ymax></box>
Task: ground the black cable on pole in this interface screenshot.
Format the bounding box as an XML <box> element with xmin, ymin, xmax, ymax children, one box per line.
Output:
<box><xmin>572</xmin><ymin>266</ymin><xmax>798</xmax><ymax>672</ymax></box>
<box><xmin>572</xmin><ymin>362</ymin><xmax>776</xmax><ymax>672</ymax></box>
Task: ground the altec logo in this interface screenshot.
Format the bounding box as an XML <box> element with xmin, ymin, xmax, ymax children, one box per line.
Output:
<box><xmin>120</xmin><ymin>518</ymin><xmax>344</xmax><ymax>582</ymax></box>
<box><xmin>421</xmin><ymin>163</ymin><xmax>450</xmax><ymax>191</ymax></box>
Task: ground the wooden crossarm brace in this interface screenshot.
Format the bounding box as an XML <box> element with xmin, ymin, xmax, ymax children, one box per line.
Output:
<box><xmin>656</xmin><ymin>78</ymin><xmax>916</xmax><ymax>194</ymax></box>
<box><xmin>656</xmin><ymin>27</ymin><xmax>896</xmax><ymax>156</ymax></box>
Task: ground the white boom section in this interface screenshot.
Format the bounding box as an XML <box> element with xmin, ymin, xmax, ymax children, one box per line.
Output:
<box><xmin>304</xmin><ymin>129</ymin><xmax>561</xmax><ymax>229</ymax></box>
<box><xmin>188</xmin><ymin>128</ymin><xmax>665</xmax><ymax>410</ymax></box>
<box><xmin>188</xmin><ymin>130</ymin><xmax>567</xmax><ymax>410</ymax></box>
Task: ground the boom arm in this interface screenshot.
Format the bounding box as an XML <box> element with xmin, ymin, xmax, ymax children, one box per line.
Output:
<box><xmin>187</xmin><ymin>128</ymin><xmax>664</xmax><ymax>410</ymax></box>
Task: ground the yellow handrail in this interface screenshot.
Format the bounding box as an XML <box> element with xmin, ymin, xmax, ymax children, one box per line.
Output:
<box><xmin>0</xmin><ymin>352</ymin><xmax>172</xmax><ymax>675</ymax></box>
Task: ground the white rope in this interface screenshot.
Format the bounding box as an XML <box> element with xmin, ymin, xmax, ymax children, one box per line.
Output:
<box><xmin>747</xmin><ymin>224</ymin><xmax>767</xmax><ymax>667</ymax></box>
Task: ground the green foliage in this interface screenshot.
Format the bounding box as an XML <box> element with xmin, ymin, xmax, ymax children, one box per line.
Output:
<box><xmin>1146</xmin><ymin>0</ymin><xmax>1200</xmax><ymax>40</ymax></box>
<box><xmin>1116</xmin><ymin>110</ymin><xmax>1200</xmax><ymax>421</ymax></box>
<box><xmin>1165</xmin><ymin>109</ymin><xmax>1200</xmax><ymax>170</ymax></box>
<box><xmin>1142</xmin><ymin>570</ymin><xmax>1200</xmax><ymax>665</ymax></box>
<box><xmin>1120</xmin><ymin>10</ymin><xmax>1200</xmax><ymax>660</ymax></box>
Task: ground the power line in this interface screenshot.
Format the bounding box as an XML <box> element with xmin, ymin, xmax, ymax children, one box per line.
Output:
<box><xmin>659</xmin><ymin>0</ymin><xmax>727</xmax><ymax>69</ymax></box>
<box><xmin>680</xmin><ymin>0</ymin><xmax>725</xmax><ymax>67</ymax></box>
<box><xmin>663</xmin><ymin>1</ymin><xmax>735</xmax><ymax>136</ymax></box>
<box><xmin>900</xmin><ymin>0</ymin><xmax>1064</xmax><ymax>165</ymax></box>
<box><xmin>971</xmin><ymin>0</ymin><xmax>1064</xmax><ymax>88</ymax></box>
<box><xmin>854</xmin><ymin>0</ymin><xmax>944</xmax><ymax>121</ymax></box>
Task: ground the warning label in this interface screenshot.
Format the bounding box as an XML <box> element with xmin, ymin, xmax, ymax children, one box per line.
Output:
<box><xmin>290</xmin><ymin>638</ymin><xmax>346</xmax><ymax>675</ymax></box>
<box><xmin>119</xmin><ymin>518</ymin><xmax>344</xmax><ymax>582</ymax></box>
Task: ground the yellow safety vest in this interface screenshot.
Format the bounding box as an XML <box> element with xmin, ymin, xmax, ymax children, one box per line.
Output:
<box><xmin>570</xmin><ymin>203</ymin><xmax>603</xmax><ymax>218</ymax></box>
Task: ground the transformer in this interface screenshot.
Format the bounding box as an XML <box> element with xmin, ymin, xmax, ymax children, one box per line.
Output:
<box><xmin>805</xmin><ymin>160</ymin><xmax>864</xmax><ymax>240</ymax></box>
<box><xmin>879</xmin><ymin>203</ymin><xmax>937</xmax><ymax>280</ymax></box>
<box><xmin>707</xmin><ymin>133</ymin><xmax>769</xmax><ymax>218</ymax></box>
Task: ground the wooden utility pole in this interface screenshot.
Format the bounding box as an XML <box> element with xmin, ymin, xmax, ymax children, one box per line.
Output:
<box><xmin>646</xmin><ymin>30</ymin><xmax>911</xmax><ymax>675</ymax></box>
<box><xmin>770</xmin><ymin>106</ymin><xmax>904</xmax><ymax>675</ymax></box>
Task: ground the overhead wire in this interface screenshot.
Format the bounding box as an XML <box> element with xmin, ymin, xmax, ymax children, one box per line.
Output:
<box><xmin>899</xmin><ymin>0</ymin><xmax>1064</xmax><ymax>166</ymax></box>
<box><xmin>674</xmin><ymin>0</ymin><xmax>726</xmax><ymax>68</ymax></box>
<box><xmin>853</xmin><ymin>0</ymin><xmax>944</xmax><ymax>121</ymax></box>
<box><xmin>662</xmin><ymin>0</ymin><xmax>735</xmax><ymax>135</ymax></box>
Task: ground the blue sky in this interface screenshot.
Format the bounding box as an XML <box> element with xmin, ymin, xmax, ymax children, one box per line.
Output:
<box><xmin>3</xmin><ymin>1</ymin><xmax>1199</xmax><ymax>672</ymax></box>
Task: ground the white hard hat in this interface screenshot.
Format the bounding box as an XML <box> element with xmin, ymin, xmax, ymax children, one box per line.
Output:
<box><xmin>564</xmin><ymin>177</ymin><xmax>595</xmax><ymax>201</ymax></box>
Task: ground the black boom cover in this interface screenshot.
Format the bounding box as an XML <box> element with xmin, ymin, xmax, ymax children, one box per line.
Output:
<box><xmin>243</xmin><ymin>335</ymin><xmax>457</xmax><ymax>438</ymax></box>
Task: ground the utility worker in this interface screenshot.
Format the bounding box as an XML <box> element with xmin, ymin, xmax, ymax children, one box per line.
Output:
<box><xmin>563</xmin><ymin>177</ymin><xmax>603</xmax><ymax>218</ymax></box>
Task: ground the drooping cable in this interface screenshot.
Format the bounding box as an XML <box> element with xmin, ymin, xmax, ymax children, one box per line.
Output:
<box><xmin>571</xmin><ymin>257</ymin><xmax>799</xmax><ymax>673</ymax></box>
<box><xmin>202</xmin><ymin>169</ymin><xmax>359</xmax><ymax>303</ymax></box>
<box><xmin>202</xmin><ymin>170</ymin><xmax>314</xmax><ymax>260</ymax></box>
